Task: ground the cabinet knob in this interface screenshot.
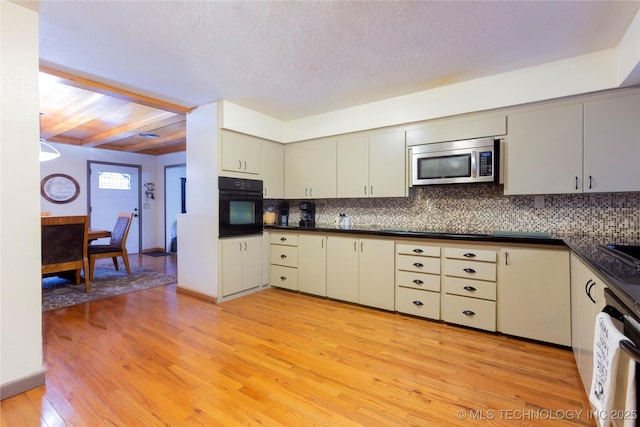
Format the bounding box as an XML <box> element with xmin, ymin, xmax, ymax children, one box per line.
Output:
<box><xmin>463</xmin><ymin>286</ymin><xmax>477</xmax><ymax>292</ymax></box>
<box><xmin>462</xmin><ymin>310</ymin><xmax>475</xmax><ymax>316</ymax></box>
<box><xmin>280</xmin><ymin>237</ymin><xmax>287</xmax><ymax>241</ymax></box>
<box><xmin>463</xmin><ymin>253</ymin><xmax>476</xmax><ymax>258</ymax></box>
<box><xmin>280</xmin><ymin>254</ymin><xmax>287</xmax><ymax>259</ymax></box>
<box><xmin>413</xmin><ymin>262</ymin><xmax>424</xmax><ymax>268</ymax></box>
<box><xmin>413</xmin><ymin>248</ymin><xmax>424</xmax><ymax>254</ymax></box>
<box><xmin>280</xmin><ymin>276</ymin><xmax>287</xmax><ymax>281</ymax></box>
<box><xmin>412</xmin><ymin>300</ymin><xmax>424</xmax><ymax>306</ymax></box>
<box><xmin>463</xmin><ymin>268</ymin><xmax>476</xmax><ymax>274</ymax></box>
<box><xmin>413</xmin><ymin>279</ymin><xmax>424</xmax><ymax>285</ymax></box>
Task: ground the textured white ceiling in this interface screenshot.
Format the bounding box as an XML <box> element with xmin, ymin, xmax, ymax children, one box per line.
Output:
<box><xmin>38</xmin><ymin>1</ymin><xmax>640</xmax><ymax>120</ymax></box>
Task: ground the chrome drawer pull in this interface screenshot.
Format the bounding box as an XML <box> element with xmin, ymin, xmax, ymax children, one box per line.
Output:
<box><xmin>412</xmin><ymin>300</ymin><xmax>424</xmax><ymax>306</ymax></box>
<box><xmin>463</xmin><ymin>253</ymin><xmax>476</xmax><ymax>258</ymax></box>
<box><xmin>463</xmin><ymin>286</ymin><xmax>476</xmax><ymax>292</ymax></box>
<box><xmin>280</xmin><ymin>276</ymin><xmax>287</xmax><ymax>281</ymax></box>
<box><xmin>280</xmin><ymin>254</ymin><xmax>287</xmax><ymax>259</ymax></box>
<box><xmin>413</xmin><ymin>262</ymin><xmax>424</xmax><ymax>268</ymax></box>
<box><xmin>462</xmin><ymin>310</ymin><xmax>475</xmax><ymax>316</ymax></box>
<box><xmin>463</xmin><ymin>268</ymin><xmax>476</xmax><ymax>274</ymax></box>
<box><xmin>413</xmin><ymin>248</ymin><xmax>424</xmax><ymax>254</ymax></box>
<box><xmin>413</xmin><ymin>279</ymin><xmax>424</xmax><ymax>285</ymax></box>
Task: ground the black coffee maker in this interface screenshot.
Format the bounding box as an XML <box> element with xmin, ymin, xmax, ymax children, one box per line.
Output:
<box><xmin>278</xmin><ymin>201</ymin><xmax>290</xmax><ymax>226</ymax></box>
<box><xmin>299</xmin><ymin>201</ymin><xmax>316</xmax><ymax>227</ymax></box>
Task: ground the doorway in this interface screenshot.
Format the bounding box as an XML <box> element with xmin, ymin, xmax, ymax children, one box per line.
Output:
<box><xmin>87</xmin><ymin>161</ymin><xmax>141</xmax><ymax>254</ymax></box>
<box><xmin>164</xmin><ymin>164</ymin><xmax>186</xmax><ymax>252</ymax></box>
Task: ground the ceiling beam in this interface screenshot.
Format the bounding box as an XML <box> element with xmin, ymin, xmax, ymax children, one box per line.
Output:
<box><xmin>40</xmin><ymin>65</ymin><xmax>193</xmax><ymax>115</ymax></box>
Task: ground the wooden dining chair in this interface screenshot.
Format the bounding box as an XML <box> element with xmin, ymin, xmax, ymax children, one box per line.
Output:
<box><xmin>41</xmin><ymin>215</ymin><xmax>90</xmax><ymax>292</ymax></box>
<box><xmin>88</xmin><ymin>212</ymin><xmax>134</xmax><ymax>280</ymax></box>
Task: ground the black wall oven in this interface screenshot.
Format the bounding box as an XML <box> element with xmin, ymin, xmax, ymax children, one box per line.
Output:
<box><xmin>218</xmin><ymin>176</ymin><xmax>263</xmax><ymax>238</ymax></box>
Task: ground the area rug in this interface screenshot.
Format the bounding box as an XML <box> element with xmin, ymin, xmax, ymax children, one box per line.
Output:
<box><xmin>143</xmin><ymin>251</ymin><xmax>172</xmax><ymax>257</ymax></box>
<box><xmin>42</xmin><ymin>265</ymin><xmax>177</xmax><ymax>311</ymax></box>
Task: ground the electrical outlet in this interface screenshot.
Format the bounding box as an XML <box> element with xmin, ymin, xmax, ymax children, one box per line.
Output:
<box><xmin>144</xmin><ymin>202</ymin><xmax>150</xmax><ymax>209</ymax></box>
<box><xmin>533</xmin><ymin>196</ymin><xmax>545</xmax><ymax>209</ymax></box>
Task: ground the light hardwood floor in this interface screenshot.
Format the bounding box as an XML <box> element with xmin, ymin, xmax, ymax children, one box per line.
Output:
<box><xmin>2</xmin><ymin>254</ymin><xmax>594</xmax><ymax>426</ymax></box>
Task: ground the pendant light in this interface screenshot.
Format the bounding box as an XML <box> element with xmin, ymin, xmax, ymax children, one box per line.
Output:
<box><xmin>39</xmin><ymin>112</ymin><xmax>60</xmax><ymax>162</ymax></box>
<box><xmin>39</xmin><ymin>139</ymin><xmax>60</xmax><ymax>162</ymax></box>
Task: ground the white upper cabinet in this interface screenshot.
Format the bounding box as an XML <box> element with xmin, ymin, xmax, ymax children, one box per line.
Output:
<box><xmin>220</xmin><ymin>130</ymin><xmax>262</xmax><ymax>176</ymax></box>
<box><xmin>337</xmin><ymin>130</ymin><xmax>406</xmax><ymax>198</ymax></box>
<box><xmin>504</xmin><ymin>102</ymin><xmax>583</xmax><ymax>195</ymax></box>
<box><xmin>284</xmin><ymin>138</ymin><xmax>337</xmax><ymax>199</ymax></box>
<box><xmin>505</xmin><ymin>90</ymin><xmax>640</xmax><ymax>195</ymax></box>
<box><xmin>262</xmin><ymin>140</ymin><xmax>284</xmax><ymax>199</ymax></box>
<box><xmin>583</xmin><ymin>92</ymin><xmax>640</xmax><ymax>193</ymax></box>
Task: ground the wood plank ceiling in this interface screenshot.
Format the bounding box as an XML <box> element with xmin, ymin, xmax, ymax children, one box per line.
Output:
<box><xmin>39</xmin><ymin>68</ymin><xmax>191</xmax><ymax>156</ymax></box>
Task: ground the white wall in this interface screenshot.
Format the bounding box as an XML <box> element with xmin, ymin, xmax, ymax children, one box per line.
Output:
<box><xmin>1</xmin><ymin>1</ymin><xmax>45</xmax><ymax>397</ymax></box>
<box><xmin>178</xmin><ymin>102</ymin><xmax>219</xmax><ymax>298</ymax></box>
<box><xmin>39</xmin><ymin>142</ymin><xmax>185</xmax><ymax>251</ymax></box>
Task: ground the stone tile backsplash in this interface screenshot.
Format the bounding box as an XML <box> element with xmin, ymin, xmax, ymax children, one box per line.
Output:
<box><xmin>268</xmin><ymin>185</ymin><xmax>640</xmax><ymax>239</ymax></box>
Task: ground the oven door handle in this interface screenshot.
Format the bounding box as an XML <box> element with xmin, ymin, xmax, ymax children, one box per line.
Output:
<box><xmin>620</xmin><ymin>340</ymin><xmax>640</xmax><ymax>363</ymax></box>
<box><xmin>602</xmin><ymin>305</ymin><xmax>640</xmax><ymax>363</ymax></box>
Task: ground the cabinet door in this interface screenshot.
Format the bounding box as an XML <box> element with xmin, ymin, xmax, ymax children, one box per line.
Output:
<box><xmin>262</xmin><ymin>141</ymin><xmax>284</xmax><ymax>198</ymax></box>
<box><xmin>221</xmin><ymin>131</ymin><xmax>245</xmax><ymax>174</ymax></box>
<box><xmin>298</xmin><ymin>234</ymin><xmax>327</xmax><ymax>296</ymax></box>
<box><xmin>505</xmin><ymin>103</ymin><xmax>583</xmax><ymax>195</ymax></box>
<box><xmin>242</xmin><ymin>136</ymin><xmax>262</xmax><ymax>175</ymax></box>
<box><xmin>242</xmin><ymin>236</ymin><xmax>263</xmax><ymax>290</ymax></box>
<box><xmin>309</xmin><ymin>139</ymin><xmax>337</xmax><ymax>198</ymax></box>
<box><xmin>221</xmin><ymin>131</ymin><xmax>262</xmax><ymax>176</ymax></box>
<box><xmin>284</xmin><ymin>142</ymin><xmax>310</xmax><ymax>199</ymax></box>
<box><xmin>337</xmin><ymin>134</ymin><xmax>369</xmax><ymax>198</ymax></box>
<box><xmin>327</xmin><ymin>236</ymin><xmax>359</xmax><ymax>303</ymax></box>
<box><xmin>498</xmin><ymin>247</ymin><xmax>570</xmax><ymax>346</ymax></box>
<box><xmin>358</xmin><ymin>239</ymin><xmax>395</xmax><ymax>310</ymax></box>
<box><xmin>570</xmin><ymin>253</ymin><xmax>607</xmax><ymax>394</ymax></box>
<box><xmin>584</xmin><ymin>93</ymin><xmax>640</xmax><ymax>193</ymax></box>
<box><xmin>221</xmin><ymin>238</ymin><xmax>245</xmax><ymax>296</ymax></box>
<box><xmin>369</xmin><ymin>131</ymin><xmax>406</xmax><ymax>197</ymax></box>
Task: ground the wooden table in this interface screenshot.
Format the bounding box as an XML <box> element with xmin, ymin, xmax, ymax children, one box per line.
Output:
<box><xmin>88</xmin><ymin>229</ymin><xmax>111</xmax><ymax>241</ymax></box>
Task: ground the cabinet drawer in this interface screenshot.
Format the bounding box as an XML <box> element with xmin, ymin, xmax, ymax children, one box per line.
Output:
<box><xmin>396</xmin><ymin>270</ymin><xmax>440</xmax><ymax>292</ymax></box>
<box><xmin>270</xmin><ymin>265</ymin><xmax>298</xmax><ymax>290</ymax></box>
<box><xmin>442</xmin><ymin>294</ymin><xmax>496</xmax><ymax>332</ymax></box>
<box><xmin>444</xmin><ymin>247</ymin><xmax>496</xmax><ymax>263</ymax></box>
<box><xmin>270</xmin><ymin>245</ymin><xmax>298</xmax><ymax>267</ymax></box>
<box><xmin>443</xmin><ymin>259</ymin><xmax>496</xmax><ymax>282</ymax></box>
<box><xmin>443</xmin><ymin>277</ymin><xmax>496</xmax><ymax>301</ymax></box>
<box><xmin>397</xmin><ymin>255</ymin><xmax>440</xmax><ymax>274</ymax></box>
<box><xmin>395</xmin><ymin>286</ymin><xmax>440</xmax><ymax>320</ymax></box>
<box><xmin>270</xmin><ymin>233</ymin><xmax>298</xmax><ymax>246</ymax></box>
<box><xmin>396</xmin><ymin>243</ymin><xmax>440</xmax><ymax>257</ymax></box>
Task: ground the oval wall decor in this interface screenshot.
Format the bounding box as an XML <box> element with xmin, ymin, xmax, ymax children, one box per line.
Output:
<box><xmin>41</xmin><ymin>173</ymin><xmax>80</xmax><ymax>204</ymax></box>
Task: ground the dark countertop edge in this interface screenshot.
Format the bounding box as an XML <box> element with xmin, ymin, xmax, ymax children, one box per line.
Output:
<box><xmin>265</xmin><ymin>224</ymin><xmax>640</xmax><ymax>316</ymax></box>
<box><xmin>264</xmin><ymin>225</ymin><xmax>566</xmax><ymax>246</ymax></box>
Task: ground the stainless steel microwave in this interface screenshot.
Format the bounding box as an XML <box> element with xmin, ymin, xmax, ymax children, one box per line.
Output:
<box><xmin>410</xmin><ymin>137</ymin><xmax>499</xmax><ymax>186</ymax></box>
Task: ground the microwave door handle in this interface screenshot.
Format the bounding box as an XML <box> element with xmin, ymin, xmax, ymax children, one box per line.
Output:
<box><xmin>471</xmin><ymin>150</ymin><xmax>477</xmax><ymax>179</ymax></box>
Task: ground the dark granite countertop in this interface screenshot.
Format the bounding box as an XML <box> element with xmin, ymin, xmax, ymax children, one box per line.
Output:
<box><xmin>265</xmin><ymin>224</ymin><xmax>640</xmax><ymax>316</ymax></box>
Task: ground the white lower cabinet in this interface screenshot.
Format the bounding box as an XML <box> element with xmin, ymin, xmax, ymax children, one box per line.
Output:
<box><xmin>570</xmin><ymin>253</ymin><xmax>607</xmax><ymax>394</ymax></box>
<box><xmin>441</xmin><ymin>247</ymin><xmax>497</xmax><ymax>332</ymax></box>
<box><xmin>298</xmin><ymin>234</ymin><xmax>327</xmax><ymax>296</ymax></box>
<box><xmin>498</xmin><ymin>247</ymin><xmax>571</xmax><ymax>346</ymax></box>
<box><xmin>327</xmin><ymin>236</ymin><xmax>395</xmax><ymax>310</ymax></box>
<box><xmin>395</xmin><ymin>241</ymin><xmax>441</xmax><ymax>320</ymax></box>
<box><xmin>269</xmin><ymin>232</ymin><xmax>298</xmax><ymax>291</ymax></box>
<box><xmin>220</xmin><ymin>235</ymin><xmax>263</xmax><ymax>297</ymax></box>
